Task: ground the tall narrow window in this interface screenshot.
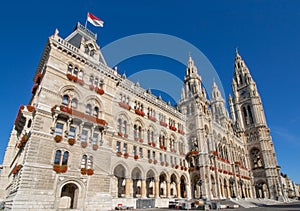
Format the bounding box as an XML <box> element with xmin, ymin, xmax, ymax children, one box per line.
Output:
<box><xmin>54</xmin><ymin>150</ymin><xmax>62</xmax><ymax>165</ymax></box>
<box><xmin>67</xmin><ymin>64</ymin><xmax>73</xmax><ymax>74</ymax></box>
<box><xmin>78</xmin><ymin>70</ymin><xmax>83</xmax><ymax>80</ymax></box>
<box><xmin>71</xmin><ymin>98</ymin><xmax>78</xmax><ymax>108</ymax></box>
<box><xmin>99</xmin><ymin>80</ymin><xmax>104</xmax><ymax>88</ymax></box>
<box><xmin>123</xmin><ymin>143</ymin><xmax>127</xmax><ymax>153</ymax></box>
<box><xmin>93</xmin><ymin>107</ymin><xmax>99</xmax><ymax>117</ymax></box>
<box><xmin>62</xmin><ymin>95</ymin><xmax>69</xmax><ymax>105</ymax></box>
<box><xmin>87</xmin><ymin>156</ymin><xmax>93</xmax><ymax>169</ymax></box>
<box><xmin>147</xmin><ymin>150</ymin><xmax>151</xmax><ymax>159</ymax></box>
<box><xmin>116</xmin><ymin>141</ymin><xmax>121</xmax><ymax>152</ymax></box>
<box><xmin>247</xmin><ymin>105</ymin><xmax>254</xmax><ymax>124</ymax></box>
<box><xmin>81</xmin><ymin>155</ymin><xmax>87</xmax><ymax>168</ymax></box>
<box><xmin>81</xmin><ymin>129</ymin><xmax>88</xmax><ymax>142</ymax></box>
<box><xmin>134</xmin><ymin>125</ymin><xmax>137</xmax><ymax>139</ymax></box>
<box><xmin>92</xmin><ymin>133</ymin><xmax>98</xmax><ymax>144</ymax></box>
<box><xmin>139</xmin><ymin>147</ymin><xmax>143</xmax><ymax>158</ymax></box>
<box><xmin>94</xmin><ymin>78</ymin><xmax>98</xmax><ymax>87</ymax></box>
<box><xmin>133</xmin><ymin>146</ymin><xmax>137</xmax><ymax>156</ymax></box>
<box><xmin>122</xmin><ymin>121</ymin><xmax>127</xmax><ymax>135</ymax></box>
<box><xmin>62</xmin><ymin>151</ymin><xmax>69</xmax><ymax>165</ymax></box>
<box><xmin>68</xmin><ymin>126</ymin><xmax>76</xmax><ymax>139</ymax></box>
<box><xmin>73</xmin><ymin>67</ymin><xmax>79</xmax><ymax>76</ymax></box>
<box><xmin>89</xmin><ymin>75</ymin><xmax>94</xmax><ymax>85</ymax></box>
<box><xmin>86</xmin><ymin>104</ymin><xmax>92</xmax><ymax>115</ymax></box>
<box><xmin>117</xmin><ymin>118</ymin><xmax>122</xmax><ymax>133</ymax></box>
<box><xmin>55</xmin><ymin>122</ymin><xmax>64</xmax><ymax>135</ymax></box>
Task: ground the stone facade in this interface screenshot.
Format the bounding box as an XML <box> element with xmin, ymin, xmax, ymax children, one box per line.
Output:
<box><xmin>0</xmin><ymin>23</ymin><xmax>286</xmax><ymax>210</ymax></box>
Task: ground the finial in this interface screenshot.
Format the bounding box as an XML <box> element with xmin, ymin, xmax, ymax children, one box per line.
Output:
<box><xmin>235</xmin><ymin>47</ymin><xmax>239</xmax><ymax>55</ymax></box>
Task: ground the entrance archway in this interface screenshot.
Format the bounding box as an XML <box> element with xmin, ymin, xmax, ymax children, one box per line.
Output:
<box><xmin>180</xmin><ymin>176</ymin><xmax>187</xmax><ymax>198</ymax></box>
<box><xmin>132</xmin><ymin>167</ymin><xmax>142</xmax><ymax>198</ymax></box>
<box><xmin>146</xmin><ymin>170</ymin><xmax>155</xmax><ymax>198</ymax></box>
<box><xmin>60</xmin><ymin>183</ymin><xmax>79</xmax><ymax>209</ymax></box>
<box><xmin>114</xmin><ymin>164</ymin><xmax>126</xmax><ymax>198</ymax></box>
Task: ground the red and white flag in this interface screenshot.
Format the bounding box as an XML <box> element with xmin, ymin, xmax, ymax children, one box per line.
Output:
<box><xmin>87</xmin><ymin>12</ymin><xmax>104</xmax><ymax>27</ymax></box>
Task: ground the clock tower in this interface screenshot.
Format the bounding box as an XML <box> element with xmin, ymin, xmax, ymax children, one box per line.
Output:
<box><xmin>230</xmin><ymin>50</ymin><xmax>284</xmax><ymax>200</ymax></box>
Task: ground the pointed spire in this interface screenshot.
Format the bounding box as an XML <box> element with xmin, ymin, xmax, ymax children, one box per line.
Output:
<box><xmin>235</xmin><ymin>47</ymin><xmax>242</xmax><ymax>60</ymax></box>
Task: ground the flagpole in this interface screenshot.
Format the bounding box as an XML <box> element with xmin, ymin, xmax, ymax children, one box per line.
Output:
<box><xmin>85</xmin><ymin>12</ymin><xmax>88</xmax><ymax>29</ymax></box>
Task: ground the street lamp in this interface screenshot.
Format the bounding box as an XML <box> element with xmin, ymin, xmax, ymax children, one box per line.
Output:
<box><xmin>198</xmin><ymin>179</ymin><xmax>203</xmax><ymax>199</ymax></box>
<box><xmin>229</xmin><ymin>177</ymin><xmax>236</xmax><ymax>198</ymax></box>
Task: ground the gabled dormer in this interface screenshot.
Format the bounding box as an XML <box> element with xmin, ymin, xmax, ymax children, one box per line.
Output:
<box><xmin>65</xmin><ymin>22</ymin><xmax>106</xmax><ymax>65</ymax></box>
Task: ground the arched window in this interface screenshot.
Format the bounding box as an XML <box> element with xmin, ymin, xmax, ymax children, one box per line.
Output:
<box><xmin>93</xmin><ymin>106</ymin><xmax>99</xmax><ymax>117</ymax></box>
<box><xmin>67</xmin><ymin>64</ymin><xmax>73</xmax><ymax>74</ymax></box>
<box><xmin>138</xmin><ymin>126</ymin><xmax>142</xmax><ymax>139</ymax></box>
<box><xmin>94</xmin><ymin>77</ymin><xmax>98</xmax><ymax>87</ymax></box>
<box><xmin>89</xmin><ymin>75</ymin><xmax>94</xmax><ymax>85</ymax></box>
<box><xmin>117</xmin><ymin>118</ymin><xmax>122</xmax><ymax>133</ymax></box>
<box><xmin>84</xmin><ymin>45</ymin><xmax>89</xmax><ymax>54</ymax></box>
<box><xmin>71</xmin><ymin>98</ymin><xmax>78</xmax><ymax>108</ymax></box>
<box><xmin>134</xmin><ymin>125</ymin><xmax>137</xmax><ymax>139</ymax></box>
<box><xmin>88</xmin><ymin>156</ymin><xmax>93</xmax><ymax>169</ymax></box>
<box><xmin>90</xmin><ymin>49</ymin><xmax>95</xmax><ymax>57</ymax></box>
<box><xmin>247</xmin><ymin>105</ymin><xmax>254</xmax><ymax>124</ymax></box>
<box><xmin>54</xmin><ymin>150</ymin><xmax>62</xmax><ymax>165</ymax></box>
<box><xmin>78</xmin><ymin>70</ymin><xmax>83</xmax><ymax>80</ymax></box>
<box><xmin>62</xmin><ymin>151</ymin><xmax>69</xmax><ymax>165</ymax></box>
<box><xmin>73</xmin><ymin>67</ymin><xmax>78</xmax><ymax>76</ymax></box>
<box><xmin>86</xmin><ymin>104</ymin><xmax>92</xmax><ymax>115</ymax></box>
<box><xmin>81</xmin><ymin>155</ymin><xmax>87</xmax><ymax>168</ymax></box>
<box><xmin>62</xmin><ymin>95</ymin><xmax>69</xmax><ymax>105</ymax></box>
<box><xmin>122</xmin><ymin>120</ymin><xmax>127</xmax><ymax>135</ymax></box>
<box><xmin>99</xmin><ymin>79</ymin><xmax>104</xmax><ymax>88</ymax></box>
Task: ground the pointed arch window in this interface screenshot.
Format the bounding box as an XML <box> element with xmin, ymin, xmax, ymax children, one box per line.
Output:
<box><xmin>122</xmin><ymin>120</ymin><xmax>127</xmax><ymax>135</ymax></box>
<box><xmin>87</xmin><ymin>156</ymin><xmax>93</xmax><ymax>169</ymax></box>
<box><xmin>78</xmin><ymin>70</ymin><xmax>83</xmax><ymax>80</ymax></box>
<box><xmin>67</xmin><ymin>64</ymin><xmax>73</xmax><ymax>74</ymax></box>
<box><xmin>117</xmin><ymin>118</ymin><xmax>122</xmax><ymax>134</ymax></box>
<box><xmin>89</xmin><ymin>75</ymin><xmax>94</xmax><ymax>85</ymax></box>
<box><xmin>94</xmin><ymin>77</ymin><xmax>98</xmax><ymax>87</ymax></box>
<box><xmin>54</xmin><ymin>150</ymin><xmax>62</xmax><ymax>165</ymax></box>
<box><xmin>62</xmin><ymin>151</ymin><xmax>69</xmax><ymax>165</ymax></box>
<box><xmin>71</xmin><ymin>98</ymin><xmax>78</xmax><ymax>108</ymax></box>
<box><xmin>99</xmin><ymin>79</ymin><xmax>104</xmax><ymax>89</ymax></box>
<box><xmin>62</xmin><ymin>95</ymin><xmax>70</xmax><ymax>105</ymax></box>
<box><xmin>86</xmin><ymin>104</ymin><xmax>92</xmax><ymax>115</ymax></box>
<box><xmin>247</xmin><ymin>105</ymin><xmax>254</xmax><ymax>124</ymax></box>
<box><xmin>81</xmin><ymin>155</ymin><xmax>87</xmax><ymax>168</ymax></box>
<box><xmin>93</xmin><ymin>106</ymin><xmax>99</xmax><ymax>117</ymax></box>
<box><xmin>73</xmin><ymin>67</ymin><xmax>79</xmax><ymax>77</ymax></box>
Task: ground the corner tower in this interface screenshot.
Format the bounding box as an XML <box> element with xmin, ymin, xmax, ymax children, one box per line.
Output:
<box><xmin>230</xmin><ymin>50</ymin><xmax>283</xmax><ymax>200</ymax></box>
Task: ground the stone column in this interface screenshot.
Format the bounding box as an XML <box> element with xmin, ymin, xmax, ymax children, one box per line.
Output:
<box><xmin>177</xmin><ymin>183</ymin><xmax>181</xmax><ymax>198</ymax></box>
<box><xmin>185</xmin><ymin>183</ymin><xmax>191</xmax><ymax>199</ymax></box>
<box><xmin>166</xmin><ymin>181</ymin><xmax>171</xmax><ymax>198</ymax></box>
<box><xmin>155</xmin><ymin>180</ymin><xmax>160</xmax><ymax>198</ymax></box>
<box><xmin>125</xmin><ymin>178</ymin><xmax>131</xmax><ymax>198</ymax></box>
<box><xmin>141</xmin><ymin>180</ymin><xmax>147</xmax><ymax>198</ymax></box>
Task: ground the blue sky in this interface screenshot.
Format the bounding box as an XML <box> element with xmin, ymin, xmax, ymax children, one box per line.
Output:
<box><xmin>0</xmin><ymin>0</ymin><xmax>299</xmax><ymax>183</ymax></box>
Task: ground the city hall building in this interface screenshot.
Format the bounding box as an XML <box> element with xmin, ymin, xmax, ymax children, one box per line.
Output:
<box><xmin>0</xmin><ymin>22</ymin><xmax>285</xmax><ymax>210</ymax></box>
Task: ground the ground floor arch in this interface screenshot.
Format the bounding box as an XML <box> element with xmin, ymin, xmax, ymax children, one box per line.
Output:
<box><xmin>60</xmin><ymin>183</ymin><xmax>79</xmax><ymax>209</ymax></box>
